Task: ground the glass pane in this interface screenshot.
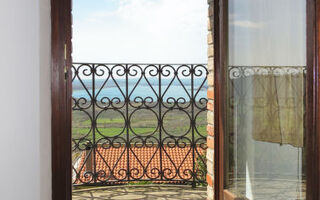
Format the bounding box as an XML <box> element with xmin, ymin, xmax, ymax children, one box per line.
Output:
<box><xmin>225</xmin><ymin>0</ymin><xmax>306</xmax><ymax>199</ymax></box>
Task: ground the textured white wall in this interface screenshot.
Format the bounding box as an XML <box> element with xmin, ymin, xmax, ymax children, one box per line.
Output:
<box><xmin>0</xmin><ymin>0</ymin><xmax>51</xmax><ymax>199</ymax></box>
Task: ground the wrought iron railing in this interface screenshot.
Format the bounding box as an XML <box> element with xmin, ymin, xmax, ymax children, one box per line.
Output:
<box><xmin>72</xmin><ymin>63</ymin><xmax>208</xmax><ymax>187</ymax></box>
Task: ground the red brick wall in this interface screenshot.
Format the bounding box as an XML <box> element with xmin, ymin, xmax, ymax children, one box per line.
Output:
<box><xmin>207</xmin><ymin>0</ymin><xmax>214</xmax><ymax>199</ymax></box>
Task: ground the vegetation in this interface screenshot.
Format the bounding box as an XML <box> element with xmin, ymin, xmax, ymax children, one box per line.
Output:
<box><xmin>72</xmin><ymin>102</ymin><xmax>207</xmax><ymax>143</ymax></box>
<box><xmin>196</xmin><ymin>153</ymin><xmax>207</xmax><ymax>186</ymax></box>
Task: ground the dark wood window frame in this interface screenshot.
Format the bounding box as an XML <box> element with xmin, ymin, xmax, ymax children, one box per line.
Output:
<box><xmin>213</xmin><ymin>0</ymin><xmax>320</xmax><ymax>200</ymax></box>
<box><xmin>50</xmin><ymin>0</ymin><xmax>320</xmax><ymax>199</ymax></box>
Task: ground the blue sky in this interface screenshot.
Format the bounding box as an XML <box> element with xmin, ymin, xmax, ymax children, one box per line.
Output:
<box><xmin>72</xmin><ymin>0</ymin><xmax>306</xmax><ymax>66</ymax></box>
<box><xmin>73</xmin><ymin>0</ymin><xmax>119</xmax><ymax>21</ymax></box>
<box><xmin>72</xmin><ymin>0</ymin><xmax>208</xmax><ymax>63</ymax></box>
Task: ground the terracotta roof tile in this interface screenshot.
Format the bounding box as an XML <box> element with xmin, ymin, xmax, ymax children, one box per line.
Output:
<box><xmin>74</xmin><ymin>145</ymin><xmax>205</xmax><ymax>184</ymax></box>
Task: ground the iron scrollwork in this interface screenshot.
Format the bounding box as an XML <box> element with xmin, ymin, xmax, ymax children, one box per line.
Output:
<box><xmin>72</xmin><ymin>63</ymin><xmax>208</xmax><ymax>187</ymax></box>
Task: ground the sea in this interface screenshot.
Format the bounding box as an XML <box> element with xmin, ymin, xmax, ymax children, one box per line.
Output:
<box><xmin>72</xmin><ymin>77</ymin><xmax>208</xmax><ymax>101</ymax></box>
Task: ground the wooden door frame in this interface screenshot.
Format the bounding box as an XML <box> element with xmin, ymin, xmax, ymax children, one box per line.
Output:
<box><xmin>50</xmin><ymin>0</ymin><xmax>320</xmax><ymax>199</ymax></box>
<box><xmin>51</xmin><ymin>0</ymin><xmax>72</xmax><ymax>200</ymax></box>
<box><xmin>213</xmin><ymin>0</ymin><xmax>320</xmax><ymax>199</ymax></box>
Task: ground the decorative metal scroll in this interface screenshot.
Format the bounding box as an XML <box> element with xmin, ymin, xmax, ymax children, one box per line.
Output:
<box><xmin>229</xmin><ymin>66</ymin><xmax>306</xmax><ymax>79</ymax></box>
<box><xmin>71</xmin><ymin>63</ymin><xmax>208</xmax><ymax>187</ymax></box>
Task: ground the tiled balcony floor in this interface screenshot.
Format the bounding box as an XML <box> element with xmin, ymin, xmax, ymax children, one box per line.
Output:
<box><xmin>72</xmin><ymin>185</ymin><xmax>207</xmax><ymax>200</ymax></box>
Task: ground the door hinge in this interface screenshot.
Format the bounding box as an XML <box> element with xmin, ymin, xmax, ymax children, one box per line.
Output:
<box><xmin>64</xmin><ymin>43</ymin><xmax>67</xmax><ymax>60</ymax></box>
<box><xmin>64</xmin><ymin>43</ymin><xmax>68</xmax><ymax>80</ymax></box>
<box><xmin>64</xmin><ymin>66</ymin><xmax>68</xmax><ymax>80</ymax></box>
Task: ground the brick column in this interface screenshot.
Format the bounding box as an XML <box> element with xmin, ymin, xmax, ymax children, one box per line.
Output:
<box><xmin>206</xmin><ymin>0</ymin><xmax>214</xmax><ymax>199</ymax></box>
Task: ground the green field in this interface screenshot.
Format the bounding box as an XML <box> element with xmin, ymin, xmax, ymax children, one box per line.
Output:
<box><xmin>72</xmin><ymin>103</ymin><xmax>207</xmax><ymax>143</ymax></box>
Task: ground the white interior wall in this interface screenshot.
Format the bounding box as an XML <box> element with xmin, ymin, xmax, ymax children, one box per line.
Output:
<box><xmin>0</xmin><ymin>0</ymin><xmax>51</xmax><ymax>199</ymax></box>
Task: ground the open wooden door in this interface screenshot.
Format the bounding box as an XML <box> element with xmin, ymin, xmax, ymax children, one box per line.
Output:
<box><xmin>214</xmin><ymin>0</ymin><xmax>320</xmax><ymax>199</ymax></box>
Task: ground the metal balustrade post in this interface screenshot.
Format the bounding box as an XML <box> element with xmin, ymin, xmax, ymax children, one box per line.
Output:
<box><xmin>125</xmin><ymin>64</ymin><xmax>130</xmax><ymax>182</ymax></box>
<box><xmin>158</xmin><ymin>64</ymin><xmax>163</xmax><ymax>181</ymax></box>
<box><xmin>191</xmin><ymin>64</ymin><xmax>196</xmax><ymax>188</ymax></box>
<box><xmin>92</xmin><ymin>64</ymin><xmax>97</xmax><ymax>183</ymax></box>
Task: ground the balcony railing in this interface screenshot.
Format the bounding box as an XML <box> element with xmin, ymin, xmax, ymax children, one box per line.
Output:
<box><xmin>71</xmin><ymin>63</ymin><xmax>208</xmax><ymax>187</ymax></box>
